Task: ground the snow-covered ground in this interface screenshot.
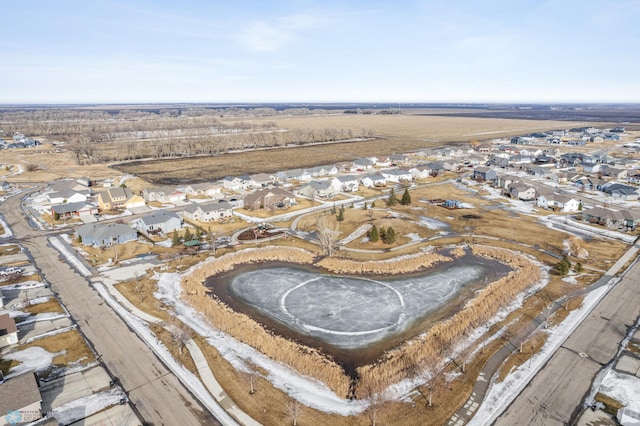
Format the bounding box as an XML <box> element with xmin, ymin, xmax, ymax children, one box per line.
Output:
<box><xmin>3</xmin><ymin>346</ymin><xmax>62</xmax><ymax>379</ymax></box>
<box><xmin>468</xmin><ymin>281</ymin><xmax>616</xmax><ymax>425</ymax></box>
<box><xmin>48</xmin><ymin>236</ymin><xmax>92</xmax><ymax>276</ymax></box>
<box><xmin>597</xmin><ymin>369</ymin><xmax>640</xmax><ymax>412</ymax></box>
<box><xmin>0</xmin><ymin>214</ymin><xmax>13</xmax><ymax>237</ymax></box>
<box><xmin>51</xmin><ymin>388</ymin><xmax>127</xmax><ymax>425</ymax></box>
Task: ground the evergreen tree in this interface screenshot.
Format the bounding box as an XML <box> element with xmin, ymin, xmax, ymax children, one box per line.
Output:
<box><xmin>337</xmin><ymin>206</ymin><xmax>345</xmax><ymax>222</ymax></box>
<box><xmin>401</xmin><ymin>188</ymin><xmax>412</xmax><ymax>205</ymax></box>
<box><xmin>371</xmin><ymin>201</ymin><xmax>376</xmax><ymax>208</ymax></box>
<box><xmin>574</xmin><ymin>261</ymin><xmax>583</xmax><ymax>273</ymax></box>
<box><xmin>363</xmin><ymin>202</ymin><xmax>368</xmax><ymax>210</ymax></box>
<box><xmin>368</xmin><ymin>225</ymin><xmax>379</xmax><ymax>242</ymax></box>
<box><xmin>387</xmin><ymin>188</ymin><xmax>398</xmax><ymax>206</ymax></box>
<box><xmin>379</xmin><ymin>227</ymin><xmax>386</xmax><ymax>242</ymax></box>
<box><xmin>331</xmin><ymin>204</ymin><xmax>337</xmax><ymax>215</ymax></box>
<box><xmin>172</xmin><ymin>232</ymin><xmax>181</xmax><ymax>247</ymax></box>
<box><xmin>383</xmin><ymin>226</ymin><xmax>396</xmax><ymax>244</ymax></box>
<box><xmin>555</xmin><ymin>256</ymin><xmax>571</xmax><ymax>275</ymax></box>
<box><xmin>183</xmin><ymin>227</ymin><xmax>193</xmax><ymax>242</ymax></box>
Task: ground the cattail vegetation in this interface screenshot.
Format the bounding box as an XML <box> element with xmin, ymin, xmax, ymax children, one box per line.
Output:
<box><xmin>180</xmin><ymin>245</ymin><xmax>542</xmax><ymax>398</ymax></box>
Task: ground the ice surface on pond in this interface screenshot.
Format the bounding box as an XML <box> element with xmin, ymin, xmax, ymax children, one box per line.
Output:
<box><xmin>229</xmin><ymin>265</ymin><xmax>487</xmax><ymax>349</ymax></box>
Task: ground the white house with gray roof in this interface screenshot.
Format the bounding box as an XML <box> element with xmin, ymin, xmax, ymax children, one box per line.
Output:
<box><xmin>182</xmin><ymin>201</ymin><xmax>233</xmax><ymax>222</ymax></box>
<box><xmin>75</xmin><ymin>223</ymin><xmax>138</xmax><ymax>247</ymax></box>
<box><xmin>133</xmin><ymin>210</ymin><xmax>182</xmax><ymax>235</ymax></box>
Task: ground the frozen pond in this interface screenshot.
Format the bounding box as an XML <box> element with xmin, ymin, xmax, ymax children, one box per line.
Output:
<box><xmin>207</xmin><ymin>255</ymin><xmax>508</xmax><ymax>363</ymax></box>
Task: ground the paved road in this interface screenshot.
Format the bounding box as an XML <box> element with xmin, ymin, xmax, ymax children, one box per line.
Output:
<box><xmin>494</xmin><ymin>247</ymin><xmax>640</xmax><ymax>425</ymax></box>
<box><xmin>1</xmin><ymin>194</ymin><xmax>220</xmax><ymax>426</ymax></box>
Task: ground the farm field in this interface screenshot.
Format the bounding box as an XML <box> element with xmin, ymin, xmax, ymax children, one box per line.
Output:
<box><xmin>111</xmin><ymin>114</ymin><xmax>599</xmax><ymax>184</ymax></box>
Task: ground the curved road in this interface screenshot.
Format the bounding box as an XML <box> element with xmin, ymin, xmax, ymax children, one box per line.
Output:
<box><xmin>1</xmin><ymin>192</ymin><xmax>220</xmax><ymax>426</ymax></box>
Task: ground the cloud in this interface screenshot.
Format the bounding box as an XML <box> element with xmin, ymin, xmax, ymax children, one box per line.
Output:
<box><xmin>236</xmin><ymin>12</ymin><xmax>325</xmax><ymax>52</ymax></box>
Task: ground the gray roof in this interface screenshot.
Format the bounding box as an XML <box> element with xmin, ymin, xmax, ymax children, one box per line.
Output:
<box><xmin>184</xmin><ymin>201</ymin><xmax>232</xmax><ymax>213</ymax></box>
<box><xmin>51</xmin><ymin>202</ymin><xmax>94</xmax><ymax>215</ymax></box>
<box><xmin>76</xmin><ymin>223</ymin><xmax>136</xmax><ymax>241</ymax></box>
<box><xmin>139</xmin><ymin>210</ymin><xmax>181</xmax><ymax>226</ymax></box>
<box><xmin>337</xmin><ymin>175</ymin><xmax>358</xmax><ymax>182</ymax></box>
<box><xmin>48</xmin><ymin>189</ymin><xmax>88</xmax><ymax>199</ymax></box>
<box><xmin>0</xmin><ymin>372</ymin><xmax>41</xmax><ymax>415</ymax></box>
<box><xmin>306</xmin><ymin>180</ymin><xmax>332</xmax><ymax>190</ymax></box>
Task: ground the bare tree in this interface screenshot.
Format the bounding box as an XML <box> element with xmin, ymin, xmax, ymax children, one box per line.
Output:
<box><xmin>168</xmin><ymin>318</ymin><xmax>192</xmax><ymax>355</ymax></box>
<box><xmin>361</xmin><ymin>378</ymin><xmax>390</xmax><ymax>426</ymax></box>
<box><xmin>285</xmin><ymin>398</ymin><xmax>303</xmax><ymax>426</ymax></box>
<box><xmin>316</xmin><ymin>215</ymin><xmax>340</xmax><ymax>257</ymax></box>
<box><xmin>417</xmin><ymin>355</ymin><xmax>441</xmax><ymax>407</ymax></box>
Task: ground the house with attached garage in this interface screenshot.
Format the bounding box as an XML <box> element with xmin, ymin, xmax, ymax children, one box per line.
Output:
<box><xmin>350</xmin><ymin>158</ymin><xmax>375</xmax><ymax>172</ymax></box>
<box><xmin>182</xmin><ymin>201</ymin><xmax>233</xmax><ymax>222</ymax></box>
<box><xmin>298</xmin><ymin>180</ymin><xmax>336</xmax><ymax>199</ymax></box>
<box><xmin>98</xmin><ymin>187</ymin><xmax>145</xmax><ymax>211</ymax></box>
<box><xmin>0</xmin><ymin>372</ymin><xmax>43</xmax><ymax>424</ymax></box>
<box><xmin>142</xmin><ymin>186</ymin><xmax>186</xmax><ymax>204</ymax></box>
<box><xmin>0</xmin><ymin>313</ymin><xmax>18</xmax><ymax>348</ymax></box>
<box><xmin>331</xmin><ymin>175</ymin><xmax>359</xmax><ymax>192</ymax></box>
<box><xmin>75</xmin><ymin>223</ymin><xmax>138</xmax><ymax>247</ymax></box>
<box><xmin>472</xmin><ymin>166</ymin><xmax>497</xmax><ymax>182</ymax></box>
<box><xmin>581</xmin><ymin>206</ymin><xmax>640</xmax><ymax>230</ymax></box>
<box><xmin>408</xmin><ymin>164</ymin><xmax>433</xmax><ymax>179</ymax></box>
<box><xmin>308</xmin><ymin>165</ymin><xmax>338</xmax><ymax>177</ymax></box>
<box><xmin>601</xmin><ymin>182</ymin><xmax>640</xmax><ymax>200</ymax></box>
<box><xmin>51</xmin><ymin>202</ymin><xmax>98</xmax><ymax>219</ymax></box>
<box><xmin>181</xmin><ymin>182</ymin><xmax>223</xmax><ymax>198</ymax></box>
<box><xmin>508</xmin><ymin>183</ymin><xmax>537</xmax><ymax>201</ymax></box>
<box><xmin>249</xmin><ymin>173</ymin><xmax>279</xmax><ymax>187</ymax></box>
<box><xmin>380</xmin><ymin>168</ymin><xmax>413</xmax><ymax>183</ymax></box>
<box><xmin>46</xmin><ymin>189</ymin><xmax>89</xmax><ymax>205</ymax></box>
<box><xmin>133</xmin><ymin>210</ymin><xmax>182</xmax><ymax>235</ymax></box>
<box><xmin>278</xmin><ymin>169</ymin><xmax>312</xmax><ymax>182</ymax></box>
<box><xmin>537</xmin><ymin>193</ymin><xmax>581</xmax><ymax>212</ymax></box>
<box><xmin>361</xmin><ymin>173</ymin><xmax>387</xmax><ymax>188</ymax></box>
<box><xmin>242</xmin><ymin>188</ymin><xmax>296</xmax><ymax>211</ymax></box>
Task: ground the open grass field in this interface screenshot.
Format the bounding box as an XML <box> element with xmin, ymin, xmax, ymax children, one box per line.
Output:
<box><xmin>110</xmin><ymin>114</ymin><xmax>601</xmax><ymax>184</ymax></box>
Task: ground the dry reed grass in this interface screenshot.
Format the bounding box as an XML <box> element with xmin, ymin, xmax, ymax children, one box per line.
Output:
<box><xmin>181</xmin><ymin>244</ymin><xmax>543</xmax><ymax>398</ymax></box>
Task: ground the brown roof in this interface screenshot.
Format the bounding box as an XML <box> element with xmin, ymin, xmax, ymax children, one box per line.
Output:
<box><xmin>0</xmin><ymin>372</ymin><xmax>42</xmax><ymax>415</ymax></box>
<box><xmin>0</xmin><ymin>313</ymin><xmax>17</xmax><ymax>335</ymax></box>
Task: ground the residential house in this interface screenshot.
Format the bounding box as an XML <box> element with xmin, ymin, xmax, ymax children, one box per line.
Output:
<box><xmin>46</xmin><ymin>189</ymin><xmax>89</xmax><ymax>205</ymax></box>
<box><xmin>389</xmin><ymin>153</ymin><xmax>410</xmax><ymax>165</ymax></box>
<box><xmin>475</xmin><ymin>142</ymin><xmax>493</xmax><ymax>153</ymax></box>
<box><xmin>142</xmin><ymin>186</ymin><xmax>186</xmax><ymax>204</ymax></box>
<box><xmin>51</xmin><ymin>202</ymin><xmax>98</xmax><ymax>218</ymax></box>
<box><xmin>76</xmin><ymin>177</ymin><xmax>92</xmax><ymax>187</ymax></box>
<box><xmin>298</xmin><ymin>180</ymin><xmax>336</xmax><ymax>199</ymax></box>
<box><xmin>133</xmin><ymin>210</ymin><xmax>182</xmax><ymax>235</ymax></box>
<box><xmin>331</xmin><ymin>175</ymin><xmax>359</xmax><ymax>192</ymax></box>
<box><xmin>508</xmin><ymin>183</ymin><xmax>537</xmax><ymax>201</ymax></box>
<box><xmin>50</xmin><ymin>179</ymin><xmax>89</xmax><ymax>193</ymax></box>
<box><xmin>0</xmin><ymin>372</ymin><xmax>43</xmax><ymax>424</ymax></box>
<box><xmin>426</xmin><ymin>162</ymin><xmax>446</xmax><ymax>175</ymax></box>
<box><xmin>472</xmin><ymin>167</ymin><xmax>497</xmax><ymax>182</ymax></box>
<box><xmin>537</xmin><ymin>193</ymin><xmax>581</xmax><ymax>212</ymax></box>
<box><xmin>380</xmin><ymin>168</ymin><xmax>412</xmax><ymax>183</ymax></box>
<box><xmin>308</xmin><ymin>165</ymin><xmax>338</xmax><ymax>177</ymax></box>
<box><xmin>0</xmin><ymin>313</ymin><xmax>18</xmax><ymax>348</ymax></box>
<box><xmin>182</xmin><ymin>183</ymin><xmax>223</xmax><ymax>197</ymax></box>
<box><xmin>182</xmin><ymin>201</ymin><xmax>233</xmax><ymax>222</ymax></box>
<box><xmin>278</xmin><ymin>169</ymin><xmax>312</xmax><ymax>182</ymax></box>
<box><xmin>361</xmin><ymin>173</ymin><xmax>387</xmax><ymax>188</ymax></box>
<box><xmin>223</xmin><ymin>176</ymin><xmax>252</xmax><ymax>191</ymax></box>
<box><xmin>98</xmin><ymin>187</ymin><xmax>145</xmax><ymax>211</ymax></box>
<box><xmin>581</xmin><ymin>161</ymin><xmax>603</xmax><ymax>174</ymax></box>
<box><xmin>408</xmin><ymin>165</ymin><xmax>432</xmax><ymax>179</ymax></box>
<box><xmin>243</xmin><ymin>188</ymin><xmax>296</xmax><ymax>211</ymax></box>
<box><xmin>75</xmin><ymin>223</ymin><xmax>138</xmax><ymax>247</ymax></box>
<box><xmin>601</xmin><ymin>182</ymin><xmax>640</xmax><ymax>200</ymax></box>
<box><xmin>249</xmin><ymin>173</ymin><xmax>279</xmax><ymax>187</ymax></box>
<box><xmin>582</xmin><ymin>207</ymin><xmax>627</xmax><ymax>228</ymax></box>
<box><xmin>350</xmin><ymin>158</ymin><xmax>375</xmax><ymax>171</ymax></box>
<box><xmin>600</xmin><ymin>166</ymin><xmax>628</xmax><ymax>180</ymax></box>
<box><xmin>627</xmin><ymin>172</ymin><xmax>640</xmax><ymax>185</ymax></box>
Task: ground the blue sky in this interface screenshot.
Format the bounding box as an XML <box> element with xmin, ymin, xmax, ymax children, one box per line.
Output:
<box><xmin>1</xmin><ymin>0</ymin><xmax>639</xmax><ymax>103</ymax></box>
